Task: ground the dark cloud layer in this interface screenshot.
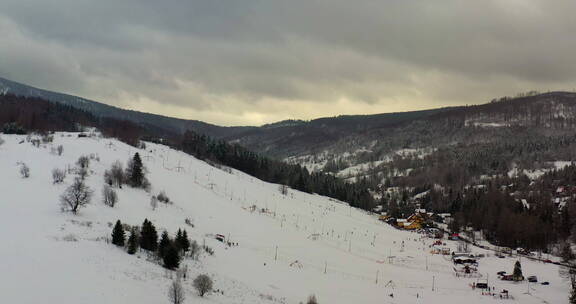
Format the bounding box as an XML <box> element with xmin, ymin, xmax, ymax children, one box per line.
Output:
<box><xmin>1</xmin><ymin>0</ymin><xmax>575</xmax><ymax>125</ymax></box>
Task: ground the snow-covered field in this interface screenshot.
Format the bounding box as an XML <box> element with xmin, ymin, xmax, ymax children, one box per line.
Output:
<box><xmin>0</xmin><ymin>132</ymin><xmax>570</xmax><ymax>304</ymax></box>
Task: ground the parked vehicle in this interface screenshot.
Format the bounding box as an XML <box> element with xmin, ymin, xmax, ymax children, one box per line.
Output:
<box><xmin>497</xmin><ymin>271</ymin><xmax>506</xmax><ymax>276</ymax></box>
<box><xmin>528</xmin><ymin>276</ymin><xmax>537</xmax><ymax>283</ymax></box>
<box><xmin>541</xmin><ymin>281</ymin><xmax>550</xmax><ymax>285</ymax></box>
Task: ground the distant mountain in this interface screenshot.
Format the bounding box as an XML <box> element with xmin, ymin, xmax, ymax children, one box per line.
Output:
<box><xmin>4</xmin><ymin>76</ymin><xmax>576</xmax><ymax>180</ymax></box>
<box><xmin>0</xmin><ymin>77</ymin><xmax>253</xmax><ymax>138</ymax></box>
<box><xmin>221</xmin><ymin>108</ymin><xmax>454</xmax><ymax>157</ymax></box>
<box><xmin>225</xmin><ymin>91</ymin><xmax>576</xmax><ymax>160</ymax></box>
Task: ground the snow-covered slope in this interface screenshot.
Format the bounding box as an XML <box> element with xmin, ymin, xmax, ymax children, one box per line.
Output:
<box><xmin>0</xmin><ymin>133</ymin><xmax>570</xmax><ymax>304</ymax></box>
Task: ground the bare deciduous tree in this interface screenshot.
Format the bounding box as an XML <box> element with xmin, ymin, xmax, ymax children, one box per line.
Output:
<box><xmin>279</xmin><ymin>184</ymin><xmax>288</xmax><ymax>196</ymax></box>
<box><xmin>150</xmin><ymin>196</ymin><xmax>158</xmax><ymax>211</ymax></box>
<box><xmin>168</xmin><ymin>280</ymin><xmax>185</xmax><ymax>304</ymax></box>
<box><xmin>52</xmin><ymin>168</ymin><xmax>66</xmax><ymax>184</ymax></box>
<box><xmin>102</xmin><ymin>185</ymin><xmax>118</xmax><ymax>207</ymax></box>
<box><xmin>19</xmin><ymin>163</ymin><xmax>30</xmax><ymax>178</ymax></box>
<box><xmin>60</xmin><ymin>178</ymin><xmax>93</xmax><ymax>213</ymax></box>
<box><xmin>193</xmin><ymin>274</ymin><xmax>213</xmax><ymax>297</ymax></box>
<box><xmin>110</xmin><ymin>161</ymin><xmax>124</xmax><ymax>188</ymax></box>
<box><xmin>105</xmin><ymin>161</ymin><xmax>125</xmax><ymax>188</ymax></box>
<box><xmin>56</xmin><ymin>145</ymin><xmax>64</xmax><ymax>156</ymax></box>
<box><xmin>76</xmin><ymin>155</ymin><xmax>90</xmax><ymax>169</ymax></box>
<box><xmin>189</xmin><ymin>240</ymin><xmax>200</xmax><ymax>260</ymax></box>
<box><xmin>76</xmin><ymin>167</ymin><xmax>89</xmax><ymax>181</ymax></box>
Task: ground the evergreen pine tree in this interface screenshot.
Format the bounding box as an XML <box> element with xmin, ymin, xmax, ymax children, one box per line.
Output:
<box><xmin>174</xmin><ymin>229</ymin><xmax>190</xmax><ymax>252</ymax></box>
<box><xmin>111</xmin><ymin>220</ymin><xmax>125</xmax><ymax>247</ymax></box>
<box><xmin>149</xmin><ymin>221</ymin><xmax>158</xmax><ymax>251</ymax></box>
<box><xmin>174</xmin><ymin>229</ymin><xmax>183</xmax><ymax>251</ymax></box>
<box><xmin>158</xmin><ymin>231</ymin><xmax>172</xmax><ymax>258</ymax></box>
<box><xmin>180</xmin><ymin>229</ymin><xmax>190</xmax><ymax>252</ymax></box>
<box><xmin>127</xmin><ymin>229</ymin><xmax>138</xmax><ymax>255</ymax></box>
<box><xmin>140</xmin><ymin>219</ymin><xmax>159</xmax><ymax>251</ymax></box>
<box><xmin>163</xmin><ymin>244</ymin><xmax>181</xmax><ymax>269</ymax></box>
<box><xmin>129</xmin><ymin>153</ymin><xmax>144</xmax><ymax>187</ymax></box>
<box><xmin>513</xmin><ymin>260</ymin><xmax>523</xmax><ymax>281</ymax></box>
<box><xmin>139</xmin><ymin>219</ymin><xmax>149</xmax><ymax>249</ymax></box>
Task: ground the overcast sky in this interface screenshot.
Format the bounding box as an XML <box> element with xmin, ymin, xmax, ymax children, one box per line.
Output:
<box><xmin>1</xmin><ymin>1</ymin><xmax>576</xmax><ymax>126</ymax></box>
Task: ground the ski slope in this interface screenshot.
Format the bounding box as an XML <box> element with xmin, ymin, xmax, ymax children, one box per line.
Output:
<box><xmin>0</xmin><ymin>132</ymin><xmax>570</xmax><ymax>304</ymax></box>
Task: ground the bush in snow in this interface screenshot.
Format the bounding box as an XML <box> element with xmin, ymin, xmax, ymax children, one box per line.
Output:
<box><xmin>203</xmin><ymin>245</ymin><xmax>214</xmax><ymax>256</ymax></box>
<box><xmin>102</xmin><ymin>185</ymin><xmax>118</xmax><ymax>207</ymax></box>
<box><xmin>76</xmin><ymin>155</ymin><xmax>90</xmax><ymax>170</ymax></box>
<box><xmin>60</xmin><ymin>178</ymin><xmax>93</xmax><ymax>214</ymax></box>
<box><xmin>184</xmin><ymin>218</ymin><xmax>194</xmax><ymax>228</ymax></box>
<box><xmin>19</xmin><ymin>163</ymin><xmax>30</xmax><ymax>178</ymax></box>
<box><xmin>41</xmin><ymin>134</ymin><xmax>53</xmax><ymax>144</ymax></box>
<box><xmin>75</xmin><ymin>156</ymin><xmax>90</xmax><ymax>181</ymax></box>
<box><xmin>306</xmin><ymin>294</ymin><xmax>319</xmax><ymax>304</ymax></box>
<box><xmin>157</xmin><ymin>191</ymin><xmax>171</xmax><ymax>204</ymax></box>
<box><xmin>52</xmin><ymin>168</ymin><xmax>66</xmax><ymax>184</ymax></box>
<box><xmin>50</xmin><ymin>144</ymin><xmax>64</xmax><ymax>156</ymax></box>
<box><xmin>167</xmin><ymin>279</ymin><xmax>185</xmax><ymax>304</ymax></box>
<box><xmin>62</xmin><ymin>234</ymin><xmax>78</xmax><ymax>242</ymax></box>
<box><xmin>193</xmin><ymin>274</ymin><xmax>213</xmax><ymax>297</ymax></box>
<box><xmin>30</xmin><ymin>138</ymin><xmax>41</xmax><ymax>148</ymax></box>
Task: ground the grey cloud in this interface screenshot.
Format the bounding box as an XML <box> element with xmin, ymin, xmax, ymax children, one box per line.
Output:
<box><xmin>0</xmin><ymin>1</ymin><xmax>575</xmax><ymax>125</ymax></box>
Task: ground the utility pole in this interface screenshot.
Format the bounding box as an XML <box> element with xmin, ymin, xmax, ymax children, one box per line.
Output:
<box><xmin>275</xmin><ymin>246</ymin><xmax>278</xmax><ymax>261</ymax></box>
<box><xmin>324</xmin><ymin>261</ymin><xmax>327</xmax><ymax>274</ymax></box>
<box><xmin>375</xmin><ymin>270</ymin><xmax>379</xmax><ymax>284</ymax></box>
<box><xmin>432</xmin><ymin>276</ymin><xmax>435</xmax><ymax>291</ymax></box>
